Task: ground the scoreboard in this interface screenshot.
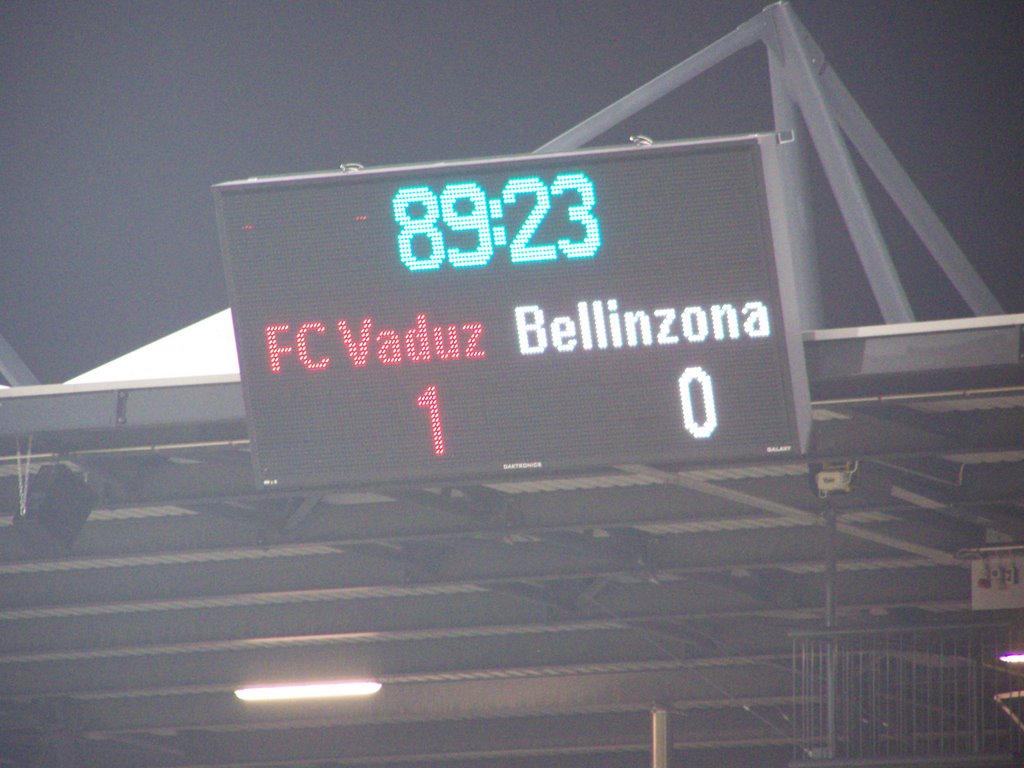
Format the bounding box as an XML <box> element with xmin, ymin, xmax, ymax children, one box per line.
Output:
<box><xmin>215</xmin><ymin>134</ymin><xmax>811</xmax><ymax>488</ymax></box>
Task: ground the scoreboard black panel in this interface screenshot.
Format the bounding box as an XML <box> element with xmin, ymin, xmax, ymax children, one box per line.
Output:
<box><xmin>215</xmin><ymin>134</ymin><xmax>811</xmax><ymax>488</ymax></box>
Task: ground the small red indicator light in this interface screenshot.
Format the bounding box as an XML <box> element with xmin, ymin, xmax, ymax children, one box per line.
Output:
<box><xmin>242</xmin><ymin>224</ymin><xmax>255</xmax><ymax>230</ymax></box>
<box><xmin>355</xmin><ymin>215</ymin><xmax>368</xmax><ymax>222</ymax></box>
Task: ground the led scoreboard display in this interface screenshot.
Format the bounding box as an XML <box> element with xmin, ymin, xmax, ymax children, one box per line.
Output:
<box><xmin>215</xmin><ymin>134</ymin><xmax>811</xmax><ymax>489</ymax></box>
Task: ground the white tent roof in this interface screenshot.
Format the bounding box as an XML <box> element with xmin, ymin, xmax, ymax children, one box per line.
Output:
<box><xmin>66</xmin><ymin>309</ymin><xmax>239</xmax><ymax>385</ymax></box>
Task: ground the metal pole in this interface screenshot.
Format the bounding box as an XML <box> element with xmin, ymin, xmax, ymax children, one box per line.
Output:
<box><xmin>651</xmin><ymin>706</ymin><xmax>673</xmax><ymax>768</ymax></box>
<box><xmin>825</xmin><ymin>506</ymin><xmax>837</xmax><ymax>631</ymax></box>
<box><xmin>825</xmin><ymin>504</ymin><xmax>838</xmax><ymax>759</ymax></box>
<box><xmin>767</xmin><ymin>45</ymin><xmax>823</xmax><ymax>331</ymax></box>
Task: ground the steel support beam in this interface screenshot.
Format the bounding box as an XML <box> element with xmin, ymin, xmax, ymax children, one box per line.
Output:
<box><xmin>815</xmin><ymin>33</ymin><xmax>1003</xmax><ymax>316</ymax></box>
<box><xmin>0</xmin><ymin>332</ymin><xmax>38</xmax><ymax>387</ymax></box>
<box><xmin>533</xmin><ymin>15</ymin><xmax>764</xmax><ymax>154</ymax></box>
<box><xmin>72</xmin><ymin>665</ymin><xmax>790</xmax><ymax>735</ymax></box>
<box><xmin>767</xmin><ymin>3</ymin><xmax>913</xmax><ymax>323</ymax></box>
<box><xmin>619</xmin><ymin>464</ymin><xmax>958</xmax><ymax>567</ymax></box>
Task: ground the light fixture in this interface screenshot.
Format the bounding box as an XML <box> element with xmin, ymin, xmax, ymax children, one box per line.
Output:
<box><xmin>999</xmin><ymin>653</ymin><xmax>1024</xmax><ymax>664</ymax></box>
<box><xmin>235</xmin><ymin>680</ymin><xmax>381</xmax><ymax>701</ymax></box>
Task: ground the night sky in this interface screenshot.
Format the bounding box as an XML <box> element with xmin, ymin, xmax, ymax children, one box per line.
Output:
<box><xmin>2</xmin><ymin>0</ymin><xmax>1021</xmax><ymax>384</ymax></box>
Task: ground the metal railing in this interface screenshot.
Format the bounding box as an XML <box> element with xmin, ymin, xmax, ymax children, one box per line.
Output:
<box><xmin>792</xmin><ymin>623</ymin><xmax>1024</xmax><ymax>764</ymax></box>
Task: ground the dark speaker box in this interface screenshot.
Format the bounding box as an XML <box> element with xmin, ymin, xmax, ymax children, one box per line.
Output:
<box><xmin>13</xmin><ymin>464</ymin><xmax>95</xmax><ymax>555</ymax></box>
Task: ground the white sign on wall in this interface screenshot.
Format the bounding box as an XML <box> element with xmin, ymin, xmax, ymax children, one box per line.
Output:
<box><xmin>971</xmin><ymin>555</ymin><xmax>1024</xmax><ymax>610</ymax></box>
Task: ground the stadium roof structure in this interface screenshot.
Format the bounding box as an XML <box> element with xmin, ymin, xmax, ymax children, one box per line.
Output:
<box><xmin>1</xmin><ymin>4</ymin><xmax>1023</xmax><ymax>767</ymax></box>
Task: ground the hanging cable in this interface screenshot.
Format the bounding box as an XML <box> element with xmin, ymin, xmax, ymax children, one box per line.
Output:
<box><xmin>15</xmin><ymin>435</ymin><xmax>33</xmax><ymax>517</ymax></box>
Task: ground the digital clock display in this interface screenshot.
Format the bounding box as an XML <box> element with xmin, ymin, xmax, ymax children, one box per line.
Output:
<box><xmin>215</xmin><ymin>135</ymin><xmax>811</xmax><ymax>489</ymax></box>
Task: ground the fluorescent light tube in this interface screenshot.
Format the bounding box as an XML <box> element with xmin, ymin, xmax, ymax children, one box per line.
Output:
<box><xmin>235</xmin><ymin>680</ymin><xmax>381</xmax><ymax>701</ymax></box>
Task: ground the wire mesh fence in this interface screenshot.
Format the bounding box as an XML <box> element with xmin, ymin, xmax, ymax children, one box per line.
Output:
<box><xmin>792</xmin><ymin>622</ymin><xmax>1024</xmax><ymax>763</ymax></box>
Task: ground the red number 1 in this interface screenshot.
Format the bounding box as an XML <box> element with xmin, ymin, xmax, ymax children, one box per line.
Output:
<box><xmin>416</xmin><ymin>385</ymin><xmax>446</xmax><ymax>456</ymax></box>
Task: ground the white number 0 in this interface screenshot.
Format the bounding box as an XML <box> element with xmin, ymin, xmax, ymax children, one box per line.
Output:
<box><xmin>678</xmin><ymin>367</ymin><xmax>717</xmax><ymax>439</ymax></box>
